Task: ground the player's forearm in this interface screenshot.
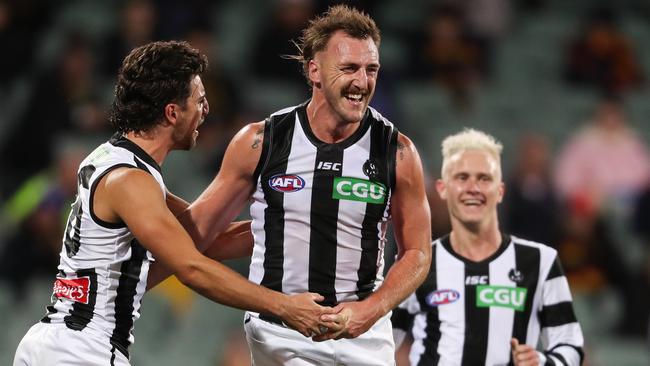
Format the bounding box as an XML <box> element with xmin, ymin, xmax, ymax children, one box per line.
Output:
<box><xmin>203</xmin><ymin>221</ymin><xmax>253</xmax><ymax>260</ymax></box>
<box><xmin>365</xmin><ymin>247</ymin><xmax>430</xmax><ymax>317</ymax></box>
<box><xmin>176</xmin><ymin>255</ymin><xmax>286</xmax><ymax>316</ymax></box>
<box><xmin>146</xmin><ymin>221</ymin><xmax>252</xmax><ymax>290</ymax></box>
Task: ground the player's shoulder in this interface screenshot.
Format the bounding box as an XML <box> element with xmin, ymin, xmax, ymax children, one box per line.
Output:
<box><xmin>510</xmin><ymin>235</ymin><xmax>558</xmax><ymax>257</ymax></box>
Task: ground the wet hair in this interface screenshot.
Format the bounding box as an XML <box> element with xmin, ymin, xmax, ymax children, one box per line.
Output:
<box><xmin>109</xmin><ymin>40</ymin><xmax>208</xmax><ymax>134</ymax></box>
<box><xmin>441</xmin><ymin>128</ymin><xmax>503</xmax><ymax>180</ymax></box>
<box><xmin>289</xmin><ymin>4</ymin><xmax>380</xmax><ymax>84</ymax></box>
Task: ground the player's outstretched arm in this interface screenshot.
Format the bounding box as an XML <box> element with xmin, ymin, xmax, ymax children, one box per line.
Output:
<box><xmin>317</xmin><ymin>133</ymin><xmax>432</xmax><ymax>340</ymax></box>
<box><xmin>177</xmin><ymin>121</ymin><xmax>265</xmax><ymax>250</ymax></box>
<box><xmin>99</xmin><ymin>167</ymin><xmax>330</xmax><ymax>337</ymax></box>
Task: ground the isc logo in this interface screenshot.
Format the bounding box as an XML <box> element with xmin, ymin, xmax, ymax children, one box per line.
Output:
<box><xmin>465</xmin><ymin>275</ymin><xmax>489</xmax><ymax>285</ymax></box>
<box><xmin>317</xmin><ymin>161</ymin><xmax>341</xmax><ymax>171</ymax></box>
<box><xmin>426</xmin><ymin>289</ymin><xmax>460</xmax><ymax>307</ymax></box>
<box><xmin>268</xmin><ymin>174</ymin><xmax>305</xmax><ymax>193</ymax></box>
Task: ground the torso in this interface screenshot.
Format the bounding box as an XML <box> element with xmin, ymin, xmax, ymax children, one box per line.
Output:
<box><xmin>249</xmin><ymin>102</ymin><xmax>398</xmax><ymax>305</ymax></box>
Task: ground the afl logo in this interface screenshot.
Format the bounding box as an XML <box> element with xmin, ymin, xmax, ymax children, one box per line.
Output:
<box><xmin>426</xmin><ymin>289</ymin><xmax>460</xmax><ymax>307</ymax></box>
<box><xmin>269</xmin><ymin>174</ymin><xmax>305</xmax><ymax>193</ymax></box>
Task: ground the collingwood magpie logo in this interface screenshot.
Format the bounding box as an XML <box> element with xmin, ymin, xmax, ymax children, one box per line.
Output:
<box><xmin>509</xmin><ymin>268</ymin><xmax>524</xmax><ymax>284</ymax></box>
<box><xmin>363</xmin><ymin>159</ymin><xmax>379</xmax><ymax>180</ymax></box>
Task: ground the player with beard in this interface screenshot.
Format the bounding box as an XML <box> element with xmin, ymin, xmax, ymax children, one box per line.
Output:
<box><xmin>13</xmin><ymin>41</ymin><xmax>336</xmax><ymax>366</ymax></box>
<box><xmin>176</xmin><ymin>5</ymin><xmax>432</xmax><ymax>365</ymax></box>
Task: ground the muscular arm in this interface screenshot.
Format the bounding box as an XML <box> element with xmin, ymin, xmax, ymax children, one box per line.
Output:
<box><xmin>96</xmin><ymin>140</ymin><xmax>330</xmax><ymax>336</ymax></box>
<box><xmin>318</xmin><ymin>134</ymin><xmax>432</xmax><ymax>339</ymax></box>
<box><xmin>177</xmin><ymin>122</ymin><xmax>265</xmax><ymax>250</ymax></box>
<box><xmin>147</xmin><ymin>193</ymin><xmax>254</xmax><ymax>289</ymax></box>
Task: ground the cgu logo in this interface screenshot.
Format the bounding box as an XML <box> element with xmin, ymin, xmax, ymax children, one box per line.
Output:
<box><xmin>332</xmin><ymin>177</ymin><xmax>386</xmax><ymax>204</ymax></box>
<box><xmin>476</xmin><ymin>285</ymin><xmax>527</xmax><ymax>311</ymax></box>
<box><xmin>426</xmin><ymin>289</ymin><xmax>460</xmax><ymax>306</ymax></box>
<box><xmin>268</xmin><ymin>174</ymin><xmax>305</xmax><ymax>193</ymax></box>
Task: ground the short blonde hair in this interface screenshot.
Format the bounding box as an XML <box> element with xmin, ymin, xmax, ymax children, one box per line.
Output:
<box><xmin>440</xmin><ymin>128</ymin><xmax>503</xmax><ymax>179</ymax></box>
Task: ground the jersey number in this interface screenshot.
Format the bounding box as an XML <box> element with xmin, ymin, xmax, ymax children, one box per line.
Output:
<box><xmin>64</xmin><ymin>165</ymin><xmax>95</xmax><ymax>257</ymax></box>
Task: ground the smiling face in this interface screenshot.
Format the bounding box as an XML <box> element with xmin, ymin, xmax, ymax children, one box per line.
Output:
<box><xmin>173</xmin><ymin>74</ymin><xmax>209</xmax><ymax>150</ymax></box>
<box><xmin>309</xmin><ymin>30</ymin><xmax>379</xmax><ymax>125</ymax></box>
<box><xmin>437</xmin><ymin>149</ymin><xmax>504</xmax><ymax>230</ymax></box>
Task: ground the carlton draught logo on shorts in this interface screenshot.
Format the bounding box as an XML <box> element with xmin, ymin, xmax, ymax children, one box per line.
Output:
<box><xmin>476</xmin><ymin>285</ymin><xmax>527</xmax><ymax>311</ymax></box>
<box><xmin>332</xmin><ymin>177</ymin><xmax>386</xmax><ymax>204</ymax></box>
<box><xmin>53</xmin><ymin>277</ymin><xmax>90</xmax><ymax>304</ymax></box>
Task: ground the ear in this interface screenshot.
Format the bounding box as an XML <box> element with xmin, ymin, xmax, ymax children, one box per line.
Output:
<box><xmin>163</xmin><ymin>103</ymin><xmax>179</xmax><ymax>126</ymax></box>
<box><xmin>497</xmin><ymin>182</ymin><xmax>505</xmax><ymax>203</ymax></box>
<box><xmin>435</xmin><ymin>179</ymin><xmax>447</xmax><ymax>200</ymax></box>
<box><xmin>308</xmin><ymin>59</ymin><xmax>320</xmax><ymax>87</ymax></box>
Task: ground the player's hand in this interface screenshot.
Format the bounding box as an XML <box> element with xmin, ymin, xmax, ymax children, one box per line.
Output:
<box><xmin>511</xmin><ymin>338</ymin><xmax>540</xmax><ymax>366</ymax></box>
<box><xmin>279</xmin><ymin>292</ymin><xmax>334</xmax><ymax>337</ymax></box>
<box><xmin>312</xmin><ymin>300</ymin><xmax>381</xmax><ymax>341</ymax></box>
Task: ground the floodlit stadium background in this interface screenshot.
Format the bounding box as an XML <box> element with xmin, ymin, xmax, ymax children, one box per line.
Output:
<box><xmin>1</xmin><ymin>0</ymin><xmax>649</xmax><ymax>365</ymax></box>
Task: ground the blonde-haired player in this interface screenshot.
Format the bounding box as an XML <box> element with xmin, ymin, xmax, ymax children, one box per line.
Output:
<box><xmin>392</xmin><ymin>129</ymin><xmax>584</xmax><ymax>365</ymax></box>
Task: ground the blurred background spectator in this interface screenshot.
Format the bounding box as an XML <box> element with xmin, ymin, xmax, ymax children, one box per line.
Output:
<box><xmin>563</xmin><ymin>7</ymin><xmax>644</xmax><ymax>95</ymax></box>
<box><xmin>0</xmin><ymin>0</ymin><xmax>649</xmax><ymax>365</ymax></box>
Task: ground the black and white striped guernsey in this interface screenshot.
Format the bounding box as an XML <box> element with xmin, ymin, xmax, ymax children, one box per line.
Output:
<box><xmin>249</xmin><ymin>102</ymin><xmax>398</xmax><ymax>306</ymax></box>
<box><xmin>40</xmin><ymin>134</ymin><xmax>164</xmax><ymax>359</ymax></box>
<box><xmin>392</xmin><ymin>235</ymin><xmax>584</xmax><ymax>366</ymax></box>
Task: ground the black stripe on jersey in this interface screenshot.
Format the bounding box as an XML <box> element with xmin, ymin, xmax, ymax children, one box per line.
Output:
<box><xmin>417</xmin><ymin>245</ymin><xmax>440</xmax><ymax>366</ymax></box>
<box><xmin>64</xmin><ymin>268</ymin><xmax>98</xmax><ymax>331</ymax></box>
<box><xmin>547</xmin><ymin>351</ymin><xmax>568</xmax><ymax>366</ymax></box>
<box><xmin>41</xmin><ymin>270</ymin><xmax>67</xmax><ymax>322</ymax></box>
<box><xmin>259</xmin><ymin>112</ymin><xmax>296</xmax><ymax>292</ymax></box>
<box><xmin>548</xmin><ymin>343</ymin><xmax>584</xmax><ymax>365</ymax></box>
<box><xmin>356</xmin><ymin>121</ymin><xmax>395</xmax><ymax>299</ymax></box>
<box><xmin>387</xmin><ymin>126</ymin><xmax>398</xmax><ymax>189</ymax></box>
<box><xmin>110</xmin><ymin>133</ymin><xmax>162</xmax><ymax>173</ymax></box>
<box><xmin>391</xmin><ymin>307</ymin><xmax>414</xmax><ymax>331</ymax></box>
<box><xmin>110</xmin><ymin>346</ymin><xmax>117</xmax><ymax>366</ymax></box>
<box><xmin>309</xmin><ymin>145</ymin><xmax>343</xmax><ymax>305</ymax></box>
<box><xmin>546</xmin><ymin>257</ymin><xmax>565</xmax><ymax>280</ymax></box>
<box><xmin>252</xmin><ymin>119</ymin><xmax>272</xmax><ymax>183</ymax></box>
<box><xmin>89</xmin><ymin>163</ymin><xmax>135</xmax><ymax>229</ymax></box>
<box><xmin>511</xmin><ymin>243</ymin><xmax>540</xmax><ymax>344</ymax></box>
<box><xmin>461</xmin><ymin>262</ymin><xmax>490</xmax><ymax>365</ymax></box>
<box><xmin>539</xmin><ymin>302</ymin><xmax>578</xmax><ymax>327</ymax></box>
<box><xmin>64</xmin><ymin>165</ymin><xmax>97</xmax><ymax>257</ymax></box>
<box><xmin>110</xmin><ymin>239</ymin><xmax>147</xmax><ymax>358</ymax></box>
<box><xmin>133</xmin><ymin>156</ymin><xmax>149</xmax><ymax>172</ymax></box>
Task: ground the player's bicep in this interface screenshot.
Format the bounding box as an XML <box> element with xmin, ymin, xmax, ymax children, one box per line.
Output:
<box><xmin>104</xmin><ymin>169</ymin><xmax>198</xmax><ymax>269</ymax></box>
<box><xmin>391</xmin><ymin>134</ymin><xmax>431</xmax><ymax>255</ymax></box>
<box><xmin>181</xmin><ymin>121</ymin><xmax>265</xmax><ymax>247</ymax></box>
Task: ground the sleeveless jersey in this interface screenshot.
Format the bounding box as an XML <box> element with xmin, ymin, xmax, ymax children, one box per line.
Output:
<box><xmin>393</xmin><ymin>235</ymin><xmax>584</xmax><ymax>366</ymax></box>
<box><xmin>40</xmin><ymin>134</ymin><xmax>164</xmax><ymax>358</ymax></box>
<box><xmin>249</xmin><ymin>102</ymin><xmax>399</xmax><ymax>305</ymax></box>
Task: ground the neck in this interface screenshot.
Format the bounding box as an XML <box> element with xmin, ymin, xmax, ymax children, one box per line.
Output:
<box><xmin>125</xmin><ymin>129</ymin><xmax>172</xmax><ymax>166</ymax></box>
<box><xmin>306</xmin><ymin>94</ymin><xmax>361</xmax><ymax>144</ymax></box>
<box><xmin>449</xmin><ymin>219</ymin><xmax>502</xmax><ymax>262</ymax></box>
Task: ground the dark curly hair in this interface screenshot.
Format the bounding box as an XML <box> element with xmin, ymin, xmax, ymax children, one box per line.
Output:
<box><xmin>288</xmin><ymin>5</ymin><xmax>380</xmax><ymax>85</ymax></box>
<box><xmin>109</xmin><ymin>41</ymin><xmax>208</xmax><ymax>133</ymax></box>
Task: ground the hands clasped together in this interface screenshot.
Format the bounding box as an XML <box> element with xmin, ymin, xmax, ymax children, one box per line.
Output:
<box><xmin>279</xmin><ymin>293</ymin><xmax>383</xmax><ymax>341</ymax></box>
